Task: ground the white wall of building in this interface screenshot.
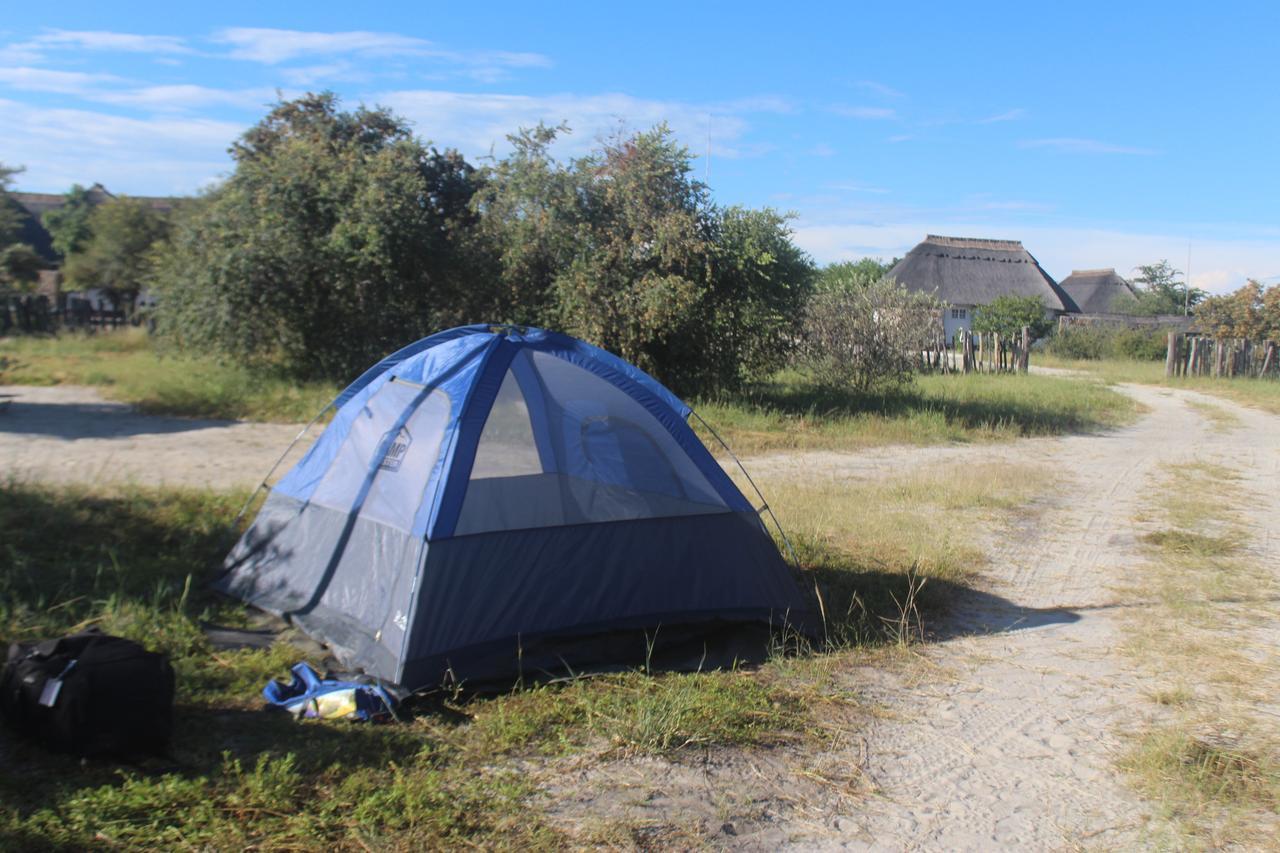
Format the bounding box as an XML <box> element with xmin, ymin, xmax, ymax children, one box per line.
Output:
<box><xmin>943</xmin><ymin>305</ymin><xmax>973</xmax><ymax>342</ymax></box>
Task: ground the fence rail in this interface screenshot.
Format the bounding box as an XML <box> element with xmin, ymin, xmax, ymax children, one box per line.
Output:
<box><xmin>921</xmin><ymin>327</ymin><xmax>1031</xmax><ymax>375</ymax></box>
<box><xmin>1164</xmin><ymin>332</ymin><xmax>1279</xmax><ymax>380</ymax></box>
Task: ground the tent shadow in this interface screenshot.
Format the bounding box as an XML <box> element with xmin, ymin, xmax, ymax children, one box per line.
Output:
<box><xmin>802</xmin><ymin>564</ymin><xmax>1081</xmax><ymax>648</ymax></box>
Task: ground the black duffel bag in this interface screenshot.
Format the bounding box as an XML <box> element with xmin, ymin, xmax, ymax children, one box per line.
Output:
<box><xmin>0</xmin><ymin>629</ymin><xmax>174</xmax><ymax>758</ymax></box>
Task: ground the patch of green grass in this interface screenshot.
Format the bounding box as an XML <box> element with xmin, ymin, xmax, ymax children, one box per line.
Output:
<box><xmin>0</xmin><ymin>482</ymin><xmax>832</xmax><ymax>847</ymax></box>
<box><xmin>695</xmin><ymin>370</ymin><xmax>1140</xmax><ymax>455</ymax></box>
<box><xmin>1038</xmin><ymin>353</ymin><xmax>1280</xmax><ymax>416</ymax></box>
<box><xmin>0</xmin><ymin>330</ymin><xmax>336</xmax><ymax>422</ymax></box>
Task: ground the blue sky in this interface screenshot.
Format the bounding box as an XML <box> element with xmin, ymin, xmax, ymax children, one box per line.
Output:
<box><xmin>2</xmin><ymin>1</ymin><xmax>1277</xmax><ymax>292</ymax></box>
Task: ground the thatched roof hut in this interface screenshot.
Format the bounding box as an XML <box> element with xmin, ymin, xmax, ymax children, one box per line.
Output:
<box><xmin>888</xmin><ymin>235</ymin><xmax>1072</xmax><ymax>313</ymax></box>
<box><xmin>1057</xmin><ymin>268</ymin><xmax>1136</xmax><ymax>314</ymax></box>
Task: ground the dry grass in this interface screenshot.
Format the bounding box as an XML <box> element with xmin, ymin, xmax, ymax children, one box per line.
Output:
<box><xmin>1120</xmin><ymin>461</ymin><xmax>1280</xmax><ymax>843</ymax></box>
<box><xmin>1186</xmin><ymin>399</ymin><xmax>1243</xmax><ymax>432</ymax></box>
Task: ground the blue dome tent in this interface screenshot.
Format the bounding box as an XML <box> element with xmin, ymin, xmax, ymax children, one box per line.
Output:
<box><xmin>220</xmin><ymin>325</ymin><xmax>814</xmax><ymax>688</ymax></box>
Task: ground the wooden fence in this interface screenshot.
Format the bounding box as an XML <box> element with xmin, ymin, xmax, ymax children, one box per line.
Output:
<box><xmin>1164</xmin><ymin>332</ymin><xmax>1279</xmax><ymax>379</ymax></box>
<box><xmin>921</xmin><ymin>327</ymin><xmax>1031</xmax><ymax>375</ymax></box>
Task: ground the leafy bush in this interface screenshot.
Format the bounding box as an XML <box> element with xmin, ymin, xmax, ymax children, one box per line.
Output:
<box><xmin>799</xmin><ymin>277</ymin><xmax>942</xmax><ymax>392</ymax></box>
<box><xmin>971</xmin><ymin>295</ymin><xmax>1052</xmax><ymax>340</ymax></box>
<box><xmin>155</xmin><ymin>98</ymin><xmax>813</xmax><ymax>396</ymax></box>
<box><xmin>1048</xmin><ymin>325</ymin><xmax>1169</xmax><ymax>361</ymax></box>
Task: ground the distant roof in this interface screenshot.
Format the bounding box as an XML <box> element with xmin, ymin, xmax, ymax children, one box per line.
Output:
<box><xmin>1057</xmin><ymin>268</ymin><xmax>1137</xmax><ymax>314</ymax></box>
<box><xmin>887</xmin><ymin>234</ymin><xmax>1071</xmax><ymax>312</ymax></box>
<box><xmin>7</xmin><ymin>183</ymin><xmax>178</xmax><ymax>263</ymax></box>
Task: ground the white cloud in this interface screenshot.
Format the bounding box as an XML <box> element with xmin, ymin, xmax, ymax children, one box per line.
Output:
<box><xmin>831</xmin><ymin>104</ymin><xmax>896</xmax><ymax>120</ymax></box>
<box><xmin>1020</xmin><ymin>137</ymin><xmax>1158</xmax><ymax>156</ymax></box>
<box><xmin>979</xmin><ymin>108</ymin><xmax>1025</xmax><ymax>123</ymax></box>
<box><xmin>6</xmin><ymin>29</ymin><xmax>190</xmax><ymax>63</ymax></box>
<box><xmin>791</xmin><ymin>218</ymin><xmax>1280</xmax><ymax>294</ymax></box>
<box><xmin>854</xmin><ymin>80</ymin><xmax>904</xmax><ymax>99</ymax></box>
<box><xmin>96</xmin><ymin>84</ymin><xmax>280</xmax><ymax>112</ymax></box>
<box><xmin>31</xmin><ymin>29</ymin><xmax>190</xmax><ymax>54</ymax></box>
<box><xmin>0</xmin><ymin>66</ymin><xmax>122</xmax><ymax>95</ymax></box>
<box><xmin>0</xmin><ymin>98</ymin><xmax>239</xmax><ymax>194</ymax></box>
<box><xmin>0</xmin><ymin>66</ymin><xmax>276</xmax><ymax>113</ymax></box>
<box><xmin>826</xmin><ymin>182</ymin><xmax>890</xmax><ymax>195</ymax></box>
<box><xmin>212</xmin><ymin>28</ymin><xmax>551</xmax><ymax>81</ymax></box>
<box><xmin>380</xmin><ymin>89</ymin><xmax>776</xmax><ymax>159</ymax></box>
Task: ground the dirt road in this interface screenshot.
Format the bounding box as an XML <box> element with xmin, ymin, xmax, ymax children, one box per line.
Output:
<box><xmin>0</xmin><ymin>385</ymin><xmax>312</xmax><ymax>490</ymax></box>
<box><xmin>3</xmin><ymin>381</ymin><xmax>1277</xmax><ymax>848</ymax></box>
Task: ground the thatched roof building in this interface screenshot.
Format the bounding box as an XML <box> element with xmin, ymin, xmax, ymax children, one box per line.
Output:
<box><xmin>1057</xmin><ymin>268</ymin><xmax>1136</xmax><ymax>314</ymax></box>
<box><xmin>888</xmin><ymin>235</ymin><xmax>1072</xmax><ymax>313</ymax></box>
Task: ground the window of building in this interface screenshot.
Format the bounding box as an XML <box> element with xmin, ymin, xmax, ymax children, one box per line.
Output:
<box><xmin>951</xmin><ymin>308</ymin><xmax>967</xmax><ymax>319</ymax></box>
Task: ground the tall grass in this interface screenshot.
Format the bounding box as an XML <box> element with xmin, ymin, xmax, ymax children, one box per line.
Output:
<box><xmin>696</xmin><ymin>370</ymin><xmax>1140</xmax><ymax>455</ymax></box>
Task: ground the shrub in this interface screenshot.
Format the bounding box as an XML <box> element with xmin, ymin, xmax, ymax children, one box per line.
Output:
<box><xmin>799</xmin><ymin>277</ymin><xmax>942</xmax><ymax>392</ymax></box>
<box><xmin>1048</xmin><ymin>325</ymin><xmax>1168</xmax><ymax>361</ymax></box>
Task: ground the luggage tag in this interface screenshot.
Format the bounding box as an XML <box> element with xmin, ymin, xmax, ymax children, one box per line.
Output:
<box><xmin>38</xmin><ymin>660</ymin><xmax>77</xmax><ymax>707</ymax></box>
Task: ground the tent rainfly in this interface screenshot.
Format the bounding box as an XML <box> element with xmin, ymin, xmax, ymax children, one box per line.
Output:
<box><xmin>220</xmin><ymin>325</ymin><xmax>814</xmax><ymax>688</ymax></box>
<box><xmin>888</xmin><ymin>235</ymin><xmax>1073</xmax><ymax>339</ymax></box>
<box><xmin>1057</xmin><ymin>268</ymin><xmax>1137</xmax><ymax>314</ymax></box>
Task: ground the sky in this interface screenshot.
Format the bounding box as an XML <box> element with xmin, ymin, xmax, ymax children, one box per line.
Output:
<box><xmin>1</xmin><ymin>1</ymin><xmax>1278</xmax><ymax>292</ymax></box>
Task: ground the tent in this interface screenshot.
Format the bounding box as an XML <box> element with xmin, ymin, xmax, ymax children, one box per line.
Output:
<box><xmin>219</xmin><ymin>324</ymin><xmax>814</xmax><ymax>688</ymax></box>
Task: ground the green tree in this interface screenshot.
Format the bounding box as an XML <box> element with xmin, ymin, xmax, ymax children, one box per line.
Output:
<box><xmin>971</xmin><ymin>295</ymin><xmax>1052</xmax><ymax>339</ymax></box>
<box><xmin>0</xmin><ymin>162</ymin><xmax>25</xmax><ymax>248</ymax></box>
<box><xmin>1127</xmin><ymin>260</ymin><xmax>1206</xmax><ymax>316</ymax></box>
<box><xmin>474</xmin><ymin>124</ymin><xmax>813</xmax><ymax>394</ymax></box>
<box><xmin>156</xmin><ymin>92</ymin><xmax>481</xmax><ymax>378</ymax></box>
<box><xmin>41</xmin><ymin>184</ymin><xmax>96</xmax><ymax>258</ymax></box>
<box><xmin>0</xmin><ymin>243</ymin><xmax>44</xmax><ymax>291</ymax></box>
<box><xmin>814</xmin><ymin>257</ymin><xmax>897</xmax><ymax>293</ymax></box>
<box><xmin>64</xmin><ymin>197</ymin><xmax>168</xmax><ymax>315</ymax></box>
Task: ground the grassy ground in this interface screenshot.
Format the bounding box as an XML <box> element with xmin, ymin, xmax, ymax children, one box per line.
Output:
<box><xmin>0</xmin><ymin>331</ymin><xmax>337</xmax><ymax>422</ymax></box>
<box><xmin>2</xmin><ymin>332</ymin><xmax>1139</xmax><ymax>448</ymax></box>
<box><xmin>1120</xmin><ymin>462</ymin><xmax>1280</xmax><ymax>844</ymax></box>
<box><xmin>1037</xmin><ymin>353</ymin><xmax>1280</xmax><ymax>416</ymax></box>
<box><xmin>0</xmin><ymin>460</ymin><xmax>1046</xmax><ymax>848</ymax></box>
<box><xmin>694</xmin><ymin>370</ymin><xmax>1140</xmax><ymax>455</ymax></box>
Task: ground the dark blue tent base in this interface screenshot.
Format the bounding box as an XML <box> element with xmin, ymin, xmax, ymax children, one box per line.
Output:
<box><xmin>405</xmin><ymin>617</ymin><xmax>791</xmax><ymax>692</ymax></box>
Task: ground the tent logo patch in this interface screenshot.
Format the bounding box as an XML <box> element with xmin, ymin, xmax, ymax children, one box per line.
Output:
<box><xmin>378</xmin><ymin>426</ymin><xmax>412</xmax><ymax>472</ymax></box>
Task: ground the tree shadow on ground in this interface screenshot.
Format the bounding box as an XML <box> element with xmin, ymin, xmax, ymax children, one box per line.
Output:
<box><xmin>0</xmin><ymin>399</ymin><xmax>237</xmax><ymax>439</ymax></box>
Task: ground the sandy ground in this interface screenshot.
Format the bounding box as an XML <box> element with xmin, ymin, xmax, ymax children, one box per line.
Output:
<box><xmin>0</xmin><ymin>385</ymin><xmax>313</xmax><ymax>490</ymax></box>
<box><xmin>3</xmin><ymin>381</ymin><xmax>1278</xmax><ymax>849</ymax></box>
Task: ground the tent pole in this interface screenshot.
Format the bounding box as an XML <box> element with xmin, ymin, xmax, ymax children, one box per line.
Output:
<box><xmin>689</xmin><ymin>409</ymin><xmax>797</xmax><ymax>562</ymax></box>
<box><xmin>690</xmin><ymin>409</ymin><xmax>828</xmax><ymax>640</ymax></box>
<box><xmin>233</xmin><ymin>401</ymin><xmax>335</xmax><ymax>526</ymax></box>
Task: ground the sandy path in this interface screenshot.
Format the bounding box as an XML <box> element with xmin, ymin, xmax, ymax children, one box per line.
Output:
<box><xmin>0</xmin><ymin>385</ymin><xmax>315</xmax><ymax>490</ymax></box>
<box><xmin>764</xmin><ymin>385</ymin><xmax>1280</xmax><ymax>849</ymax></box>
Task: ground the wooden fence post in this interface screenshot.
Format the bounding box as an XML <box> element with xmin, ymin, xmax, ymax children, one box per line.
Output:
<box><xmin>1165</xmin><ymin>331</ymin><xmax>1179</xmax><ymax>378</ymax></box>
<box><xmin>1019</xmin><ymin>325</ymin><xmax>1030</xmax><ymax>373</ymax></box>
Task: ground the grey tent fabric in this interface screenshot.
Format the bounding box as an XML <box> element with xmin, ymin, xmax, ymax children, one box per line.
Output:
<box><xmin>1057</xmin><ymin>268</ymin><xmax>1137</xmax><ymax>314</ymax></box>
<box><xmin>888</xmin><ymin>234</ymin><xmax>1072</xmax><ymax>312</ymax></box>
